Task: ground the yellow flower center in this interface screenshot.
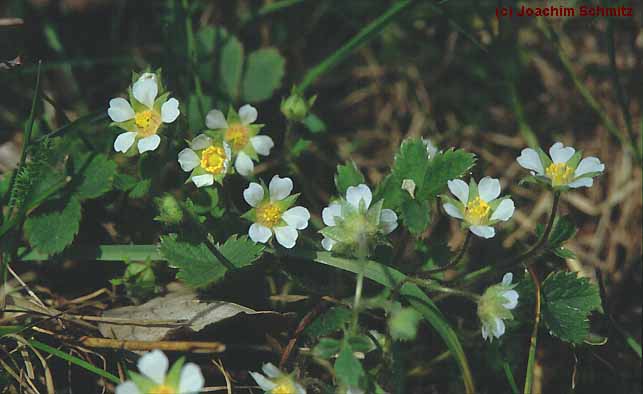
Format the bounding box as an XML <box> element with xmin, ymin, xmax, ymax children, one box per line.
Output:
<box><xmin>148</xmin><ymin>385</ymin><xmax>175</xmax><ymax>394</ymax></box>
<box><xmin>272</xmin><ymin>379</ymin><xmax>296</xmax><ymax>394</ymax></box>
<box><xmin>200</xmin><ymin>145</ymin><xmax>228</xmax><ymax>175</ymax></box>
<box><xmin>134</xmin><ymin>110</ymin><xmax>161</xmax><ymax>137</ymax></box>
<box><xmin>545</xmin><ymin>162</ymin><xmax>573</xmax><ymax>186</ymax></box>
<box><xmin>225</xmin><ymin>123</ymin><xmax>249</xmax><ymax>151</ymax></box>
<box><xmin>465</xmin><ymin>196</ymin><xmax>491</xmax><ymax>225</ymax></box>
<box><xmin>256</xmin><ymin>202</ymin><xmax>282</xmax><ymax>228</ymax></box>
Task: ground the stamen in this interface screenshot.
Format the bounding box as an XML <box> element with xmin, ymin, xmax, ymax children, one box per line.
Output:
<box><xmin>225</xmin><ymin>123</ymin><xmax>250</xmax><ymax>151</ymax></box>
<box><xmin>200</xmin><ymin>146</ymin><xmax>228</xmax><ymax>175</ymax></box>
<box><xmin>545</xmin><ymin>162</ymin><xmax>573</xmax><ymax>186</ymax></box>
<box><xmin>465</xmin><ymin>196</ymin><xmax>491</xmax><ymax>225</ymax></box>
<box><xmin>256</xmin><ymin>202</ymin><xmax>282</xmax><ymax>228</ymax></box>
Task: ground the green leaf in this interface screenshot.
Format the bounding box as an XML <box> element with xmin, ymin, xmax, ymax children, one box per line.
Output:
<box><xmin>159</xmin><ymin>234</ymin><xmax>264</xmax><ymax>288</ymax></box>
<box><xmin>541</xmin><ymin>271</ymin><xmax>603</xmax><ymax>343</ymax></box>
<box><xmin>73</xmin><ymin>154</ymin><xmax>117</xmax><ymax>200</ymax></box>
<box><xmin>291</xmin><ymin>138</ymin><xmax>311</xmax><ymax>158</ymax></box>
<box><xmin>401</xmin><ymin>199</ymin><xmax>430</xmax><ymax>236</ymax></box>
<box><xmin>303</xmin><ymin>113</ymin><xmax>326</xmax><ymax>134</ymax></box>
<box><xmin>114</xmin><ymin>173</ymin><xmax>138</xmax><ymax>192</ymax></box>
<box><xmin>335</xmin><ymin>161</ymin><xmax>365</xmax><ymax>195</ymax></box>
<box><xmin>419</xmin><ymin>148</ymin><xmax>476</xmax><ymax>200</ymax></box>
<box><xmin>129</xmin><ymin>179</ymin><xmax>152</xmax><ymax>198</ymax></box>
<box><xmin>305</xmin><ymin>306</ymin><xmax>352</xmax><ymax>338</ymax></box>
<box><xmin>347</xmin><ymin>335</ymin><xmax>374</xmax><ymax>353</ymax></box>
<box><xmin>24</xmin><ymin>196</ymin><xmax>81</xmax><ymax>255</ymax></box>
<box><xmin>197</xmin><ymin>26</ymin><xmax>244</xmax><ymax>98</ymax></box>
<box><xmin>313</xmin><ymin>338</ymin><xmax>341</xmax><ymax>359</ymax></box>
<box><xmin>241</xmin><ymin>48</ymin><xmax>285</xmax><ymax>103</ymax></box>
<box><xmin>334</xmin><ymin>343</ymin><xmax>364</xmax><ymax>387</ymax></box>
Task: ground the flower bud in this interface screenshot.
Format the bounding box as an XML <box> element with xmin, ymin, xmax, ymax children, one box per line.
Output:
<box><xmin>477</xmin><ymin>272</ymin><xmax>519</xmax><ymax>342</ymax></box>
<box><xmin>154</xmin><ymin>194</ymin><xmax>183</xmax><ymax>224</ymax></box>
<box><xmin>281</xmin><ymin>89</ymin><xmax>316</xmax><ymax>122</ymax></box>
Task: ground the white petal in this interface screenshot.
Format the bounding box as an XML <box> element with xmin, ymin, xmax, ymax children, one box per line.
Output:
<box><xmin>250</xmin><ymin>135</ymin><xmax>274</xmax><ymax>156</ymax></box>
<box><xmin>132</xmin><ymin>78</ymin><xmax>158</xmax><ymax>108</ymax></box>
<box><xmin>501</xmin><ymin>272</ymin><xmax>513</xmax><ymax>286</ymax></box>
<box><xmin>261</xmin><ymin>363</ymin><xmax>282</xmax><ymax>379</ymax></box>
<box><xmin>243</xmin><ymin>183</ymin><xmax>265</xmax><ymax>207</ymax></box>
<box><xmin>269</xmin><ymin>175</ymin><xmax>294</xmax><ymax>201</ymax></box>
<box><xmin>567</xmin><ymin>177</ymin><xmax>593</xmax><ymax>188</ymax></box>
<box><xmin>549</xmin><ymin>142</ymin><xmax>575</xmax><ymax>164</ymax></box>
<box><xmin>137</xmin><ymin>350</ymin><xmax>168</xmax><ymax>385</ymax></box>
<box><xmin>380</xmin><ymin>209</ymin><xmax>398</xmax><ymax>234</ymax></box>
<box><xmin>113</xmin><ymin>132</ymin><xmax>137</xmax><ymax>153</ymax></box>
<box><xmin>481</xmin><ymin>325</ymin><xmax>489</xmax><ymax>341</ymax></box>
<box><xmin>137</xmin><ymin>135</ymin><xmax>161</xmax><ymax>153</ymax></box>
<box><xmin>115</xmin><ymin>381</ymin><xmax>141</xmax><ymax>394</ymax></box>
<box><xmin>321</xmin><ymin>237</ymin><xmax>335</xmax><ymax>251</ymax></box>
<box><xmin>192</xmin><ymin>174</ymin><xmax>214</xmax><ymax>188</ymax></box>
<box><xmin>235</xmin><ymin>152</ymin><xmax>254</xmax><ymax>176</ymax></box>
<box><xmin>477</xmin><ymin>177</ymin><xmax>501</xmax><ymax>202</ymax></box>
<box><xmin>469</xmin><ymin>225</ymin><xmax>495</xmax><ymax>239</ymax></box>
<box><xmin>295</xmin><ymin>383</ymin><xmax>307</xmax><ymax>394</ymax></box>
<box><xmin>205</xmin><ymin>109</ymin><xmax>228</xmax><ymax>129</ymax></box>
<box><xmin>493</xmin><ymin>317</ymin><xmax>506</xmax><ymax>338</ymax></box>
<box><xmin>346</xmin><ymin>387</ymin><xmax>363</xmax><ymax>394</ymax></box>
<box><xmin>274</xmin><ymin>226</ymin><xmax>298</xmax><ymax>248</ymax></box>
<box><xmin>161</xmin><ymin>98</ymin><xmax>180</xmax><ymax>123</ymax></box>
<box><xmin>249</xmin><ymin>223</ymin><xmax>272</xmax><ymax>243</ymax></box>
<box><xmin>346</xmin><ymin>184</ymin><xmax>372</xmax><ymax>210</ymax></box>
<box><xmin>249</xmin><ymin>372</ymin><xmax>277</xmax><ymax>391</ymax></box>
<box><xmin>178</xmin><ymin>148</ymin><xmax>200</xmax><ymax>172</ymax></box>
<box><xmin>190</xmin><ymin>134</ymin><xmax>212</xmax><ymax>150</ymax></box>
<box><xmin>574</xmin><ymin>156</ymin><xmax>604</xmax><ymax>177</ymax></box>
<box><xmin>322</xmin><ymin>203</ymin><xmax>343</xmax><ymax>226</ymax></box>
<box><xmin>178</xmin><ymin>363</ymin><xmax>204</xmax><ymax>394</ymax></box>
<box><xmin>239</xmin><ymin>104</ymin><xmax>258</xmax><ymax>125</ymax></box>
<box><xmin>108</xmin><ymin>98</ymin><xmax>135</xmax><ymax>122</ymax></box>
<box><xmin>282</xmin><ymin>206</ymin><xmax>310</xmax><ymax>230</ymax></box>
<box><xmin>516</xmin><ymin>148</ymin><xmax>544</xmax><ymax>175</ymax></box>
<box><xmin>502</xmin><ymin>290</ymin><xmax>519</xmax><ymax>310</ymax></box>
<box><xmin>443</xmin><ymin>203</ymin><xmax>464</xmax><ymax>219</ymax></box>
<box><xmin>490</xmin><ymin>199</ymin><xmax>515</xmax><ymax>222</ymax></box>
<box><xmin>447</xmin><ymin>179</ymin><xmax>469</xmax><ymax>204</ymax></box>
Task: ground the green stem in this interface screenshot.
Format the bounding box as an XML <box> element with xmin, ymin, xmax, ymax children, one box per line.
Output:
<box><xmin>523</xmin><ymin>266</ymin><xmax>542</xmax><ymax>394</ymax></box>
<box><xmin>422</xmin><ymin>231</ymin><xmax>471</xmax><ymax>276</ymax></box>
<box><xmin>298</xmin><ymin>0</ymin><xmax>415</xmax><ymax>92</ymax></box>
<box><xmin>351</xmin><ymin>267</ymin><xmax>365</xmax><ymax>334</ymax></box>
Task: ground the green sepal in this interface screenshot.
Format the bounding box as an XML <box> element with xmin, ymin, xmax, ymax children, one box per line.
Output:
<box><xmin>366</xmin><ymin>199</ymin><xmax>384</xmax><ymax>227</ymax></box>
<box><xmin>566</xmin><ymin>149</ymin><xmax>583</xmax><ymax>169</ymax></box>
<box><xmin>153</xmin><ymin>92</ymin><xmax>171</xmax><ymax>113</ymax></box>
<box><xmin>126</xmin><ymin>371</ymin><xmax>156</xmax><ymax>393</ymax></box>
<box><xmin>165</xmin><ymin>357</ymin><xmax>185</xmax><ymax>388</ymax></box>
<box><xmin>536</xmin><ymin>147</ymin><xmax>553</xmax><ymax>168</ymax></box>
<box><xmin>467</xmin><ymin>178</ymin><xmax>478</xmax><ymax>202</ymax></box>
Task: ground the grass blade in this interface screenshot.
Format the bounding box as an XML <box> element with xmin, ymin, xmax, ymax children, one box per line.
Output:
<box><xmin>29</xmin><ymin>339</ymin><xmax>121</xmax><ymax>384</ymax></box>
<box><xmin>298</xmin><ymin>0</ymin><xmax>415</xmax><ymax>92</ymax></box>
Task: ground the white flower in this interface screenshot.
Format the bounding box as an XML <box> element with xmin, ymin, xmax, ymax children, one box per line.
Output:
<box><xmin>321</xmin><ymin>184</ymin><xmax>398</xmax><ymax>254</ymax></box>
<box><xmin>108</xmin><ymin>72</ymin><xmax>180</xmax><ymax>154</ymax></box>
<box><xmin>422</xmin><ymin>138</ymin><xmax>438</xmax><ymax>159</ymax></box>
<box><xmin>249</xmin><ymin>363</ymin><xmax>306</xmax><ymax>394</ymax></box>
<box><xmin>178</xmin><ymin>134</ymin><xmax>232</xmax><ymax>188</ymax></box>
<box><xmin>442</xmin><ymin>177</ymin><xmax>515</xmax><ymax>239</ymax></box>
<box><xmin>516</xmin><ymin>142</ymin><xmax>605</xmax><ymax>188</ymax></box>
<box><xmin>205</xmin><ymin>104</ymin><xmax>274</xmax><ymax>176</ymax></box>
<box><xmin>477</xmin><ymin>273</ymin><xmax>519</xmax><ymax>342</ymax></box>
<box><xmin>243</xmin><ymin>175</ymin><xmax>310</xmax><ymax>248</ymax></box>
<box><xmin>115</xmin><ymin>350</ymin><xmax>204</xmax><ymax>394</ymax></box>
